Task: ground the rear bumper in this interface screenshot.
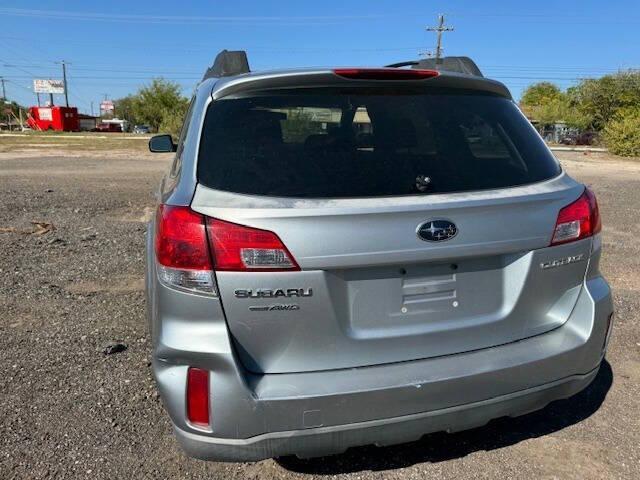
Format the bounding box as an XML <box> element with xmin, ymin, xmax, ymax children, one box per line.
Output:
<box><xmin>174</xmin><ymin>367</ymin><xmax>599</xmax><ymax>461</ymax></box>
<box><xmin>151</xmin><ymin>273</ymin><xmax>613</xmax><ymax>462</ymax></box>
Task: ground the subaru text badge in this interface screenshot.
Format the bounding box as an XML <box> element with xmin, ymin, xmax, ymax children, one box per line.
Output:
<box><xmin>417</xmin><ymin>220</ymin><xmax>458</xmax><ymax>242</ymax></box>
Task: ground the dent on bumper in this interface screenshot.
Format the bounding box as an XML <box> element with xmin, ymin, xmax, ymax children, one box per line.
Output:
<box><xmin>173</xmin><ymin>366</ymin><xmax>599</xmax><ymax>461</ymax></box>
<box><xmin>152</xmin><ymin>275</ymin><xmax>612</xmax><ymax>461</ymax></box>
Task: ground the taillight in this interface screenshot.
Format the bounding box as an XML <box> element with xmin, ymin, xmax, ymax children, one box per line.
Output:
<box><xmin>550</xmin><ymin>187</ymin><xmax>601</xmax><ymax>246</ymax></box>
<box><xmin>206</xmin><ymin>218</ymin><xmax>300</xmax><ymax>271</ymax></box>
<box><xmin>155</xmin><ymin>206</ymin><xmax>299</xmax><ymax>280</ymax></box>
<box><xmin>155</xmin><ymin>205</ymin><xmax>217</xmax><ymax>294</ymax></box>
<box><xmin>186</xmin><ymin>367</ymin><xmax>210</xmax><ymax>428</ymax></box>
<box><xmin>333</xmin><ymin>68</ymin><xmax>439</xmax><ymax>80</ymax></box>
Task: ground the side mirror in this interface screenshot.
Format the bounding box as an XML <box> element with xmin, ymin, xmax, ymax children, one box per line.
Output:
<box><xmin>149</xmin><ymin>134</ymin><xmax>176</xmax><ymax>153</ymax></box>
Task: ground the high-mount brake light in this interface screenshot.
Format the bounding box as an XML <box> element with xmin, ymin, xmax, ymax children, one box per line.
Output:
<box><xmin>550</xmin><ymin>187</ymin><xmax>601</xmax><ymax>246</ymax></box>
<box><xmin>186</xmin><ymin>367</ymin><xmax>210</xmax><ymax>428</ymax></box>
<box><xmin>333</xmin><ymin>68</ymin><xmax>440</xmax><ymax>80</ymax></box>
<box><xmin>155</xmin><ymin>205</ymin><xmax>217</xmax><ymax>295</ymax></box>
<box><xmin>206</xmin><ymin>218</ymin><xmax>300</xmax><ymax>272</ymax></box>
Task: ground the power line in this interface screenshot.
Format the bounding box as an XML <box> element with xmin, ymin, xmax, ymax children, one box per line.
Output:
<box><xmin>0</xmin><ymin>8</ymin><xmax>395</xmax><ymax>25</ymax></box>
<box><xmin>0</xmin><ymin>37</ymin><xmax>426</xmax><ymax>56</ymax></box>
<box><xmin>4</xmin><ymin>79</ymin><xmax>34</xmax><ymax>94</ymax></box>
<box><xmin>1</xmin><ymin>59</ymin><xmax>41</xmax><ymax>82</ymax></box>
<box><xmin>0</xmin><ymin>38</ymin><xmax>636</xmax><ymax>77</ymax></box>
<box><xmin>64</xmin><ymin>70</ymin><xmax>93</xmax><ymax>113</ymax></box>
<box><xmin>4</xmin><ymin>62</ymin><xmax>634</xmax><ymax>75</ymax></box>
<box><xmin>3</xmin><ymin>7</ymin><xmax>640</xmax><ymax>25</ymax></box>
<box><xmin>445</xmin><ymin>11</ymin><xmax>640</xmax><ymax>24</ymax></box>
<box><xmin>2</xmin><ymin>75</ymin><xmax>201</xmax><ymax>80</ymax></box>
<box><xmin>45</xmin><ymin>61</ymin><xmax>640</xmax><ymax>71</ymax></box>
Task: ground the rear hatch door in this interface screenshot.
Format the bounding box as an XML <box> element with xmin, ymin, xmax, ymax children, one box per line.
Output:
<box><xmin>192</xmin><ymin>86</ymin><xmax>590</xmax><ymax>373</ymax></box>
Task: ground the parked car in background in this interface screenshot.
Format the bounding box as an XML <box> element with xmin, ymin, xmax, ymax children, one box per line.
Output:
<box><xmin>133</xmin><ymin>124</ymin><xmax>151</xmax><ymax>134</ymax></box>
<box><xmin>561</xmin><ymin>131</ymin><xmax>598</xmax><ymax>146</ymax></box>
<box><xmin>145</xmin><ymin>50</ymin><xmax>613</xmax><ymax>462</ymax></box>
<box><xmin>92</xmin><ymin>122</ymin><xmax>122</xmax><ymax>133</ymax></box>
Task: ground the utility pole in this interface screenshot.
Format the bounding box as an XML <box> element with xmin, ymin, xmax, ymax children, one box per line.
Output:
<box><xmin>90</xmin><ymin>101</ymin><xmax>94</xmax><ymax>117</ymax></box>
<box><xmin>55</xmin><ymin>60</ymin><xmax>71</xmax><ymax>107</ymax></box>
<box><xmin>1</xmin><ymin>78</ymin><xmax>7</xmax><ymax>130</ymax></box>
<box><xmin>427</xmin><ymin>14</ymin><xmax>454</xmax><ymax>64</ymax></box>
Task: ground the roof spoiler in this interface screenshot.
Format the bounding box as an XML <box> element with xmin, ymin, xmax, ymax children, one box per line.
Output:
<box><xmin>202</xmin><ymin>50</ymin><xmax>250</xmax><ymax>80</ymax></box>
<box><xmin>386</xmin><ymin>56</ymin><xmax>483</xmax><ymax>77</ymax></box>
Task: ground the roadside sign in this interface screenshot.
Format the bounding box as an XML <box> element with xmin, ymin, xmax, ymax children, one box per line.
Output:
<box><xmin>38</xmin><ymin>108</ymin><xmax>53</xmax><ymax>121</ymax></box>
<box><xmin>100</xmin><ymin>100</ymin><xmax>114</xmax><ymax>114</ymax></box>
<box><xmin>33</xmin><ymin>79</ymin><xmax>65</xmax><ymax>94</ymax></box>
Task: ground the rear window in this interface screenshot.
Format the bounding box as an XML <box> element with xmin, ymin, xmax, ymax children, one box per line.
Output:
<box><xmin>197</xmin><ymin>89</ymin><xmax>560</xmax><ymax>198</ymax></box>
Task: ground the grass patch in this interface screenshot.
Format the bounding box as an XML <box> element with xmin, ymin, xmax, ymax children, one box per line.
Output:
<box><xmin>0</xmin><ymin>132</ymin><xmax>151</xmax><ymax>152</ymax></box>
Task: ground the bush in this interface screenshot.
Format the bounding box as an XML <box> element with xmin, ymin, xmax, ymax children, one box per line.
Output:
<box><xmin>603</xmin><ymin>108</ymin><xmax>640</xmax><ymax>157</ymax></box>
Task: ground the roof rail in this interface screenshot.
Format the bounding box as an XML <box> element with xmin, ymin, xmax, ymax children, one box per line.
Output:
<box><xmin>386</xmin><ymin>56</ymin><xmax>483</xmax><ymax>77</ymax></box>
<box><xmin>202</xmin><ymin>50</ymin><xmax>250</xmax><ymax>81</ymax></box>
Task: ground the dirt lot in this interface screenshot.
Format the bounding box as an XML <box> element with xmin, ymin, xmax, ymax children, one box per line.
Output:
<box><xmin>1</xmin><ymin>138</ymin><xmax>639</xmax><ymax>479</ymax></box>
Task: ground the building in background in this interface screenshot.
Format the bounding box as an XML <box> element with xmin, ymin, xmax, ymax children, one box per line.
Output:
<box><xmin>99</xmin><ymin>117</ymin><xmax>129</xmax><ymax>132</ymax></box>
<box><xmin>27</xmin><ymin>106</ymin><xmax>79</xmax><ymax>131</ymax></box>
<box><xmin>78</xmin><ymin>113</ymin><xmax>99</xmax><ymax>131</ymax></box>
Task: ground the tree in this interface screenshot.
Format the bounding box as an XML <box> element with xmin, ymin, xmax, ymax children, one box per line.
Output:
<box><xmin>520</xmin><ymin>82</ymin><xmax>565</xmax><ymax>128</ymax></box>
<box><xmin>114</xmin><ymin>78</ymin><xmax>188</xmax><ymax>132</ymax></box>
<box><xmin>520</xmin><ymin>82</ymin><xmax>563</xmax><ymax>107</ymax></box>
<box><xmin>518</xmin><ymin>71</ymin><xmax>640</xmax><ymax>155</ymax></box>
<box><xmin>1</xmin><ymin>99</ymin><xmax>27</xmax><ymax>120</ymax></box>
<box><xmin>114</xmin><ymin>95</ymin><xmax>138</xmax><ymax>123</ymax></box>
<box><xmin>568</xmin><ymin>71</ymin><xmax>640</xmax><ymax>130</ymax></box>
<box><xmin>520</xmin><ymin>82</ymin><xmax>591</xmax><ymax>130</ymax></box>
<box><xmin>158</xmin><ymin>102</ymin><xmax>189</xmax><ymax>138</ymax></box>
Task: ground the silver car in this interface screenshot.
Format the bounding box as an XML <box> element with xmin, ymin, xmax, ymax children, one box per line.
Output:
<box><xmin>145</xmin><ymin>51</ymin><xmax>613</xmax><ymax>462</ymax></box>
<box><xmin>133</xmin><ymin>124</ymin><xmax>151</xmax><ymax>134</ymax></box>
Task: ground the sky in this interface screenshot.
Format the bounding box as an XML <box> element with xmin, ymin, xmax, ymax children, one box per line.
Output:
<box><xmin>1</xmin><ymin>1</ymin><xmax>639</xmax><ymax>115</ymax></box>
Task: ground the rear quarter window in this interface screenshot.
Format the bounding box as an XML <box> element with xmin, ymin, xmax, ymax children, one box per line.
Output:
<box><xmin>197</xmin><ymin>89</ymin><xmax>560</xmax><ymax>198</ymax></box>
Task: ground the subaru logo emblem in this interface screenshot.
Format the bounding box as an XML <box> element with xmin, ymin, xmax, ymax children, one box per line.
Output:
<box><xmin>417</xmin><ymin>220</ymin><xmax>458</xmax><ymax>242</ymax></box>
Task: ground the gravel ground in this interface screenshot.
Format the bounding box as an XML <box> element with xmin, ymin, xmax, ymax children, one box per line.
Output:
<box><xmin>0</xmin><ymin>148</ymin><xmax>638</xmax><ymax>479</ymax></box>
